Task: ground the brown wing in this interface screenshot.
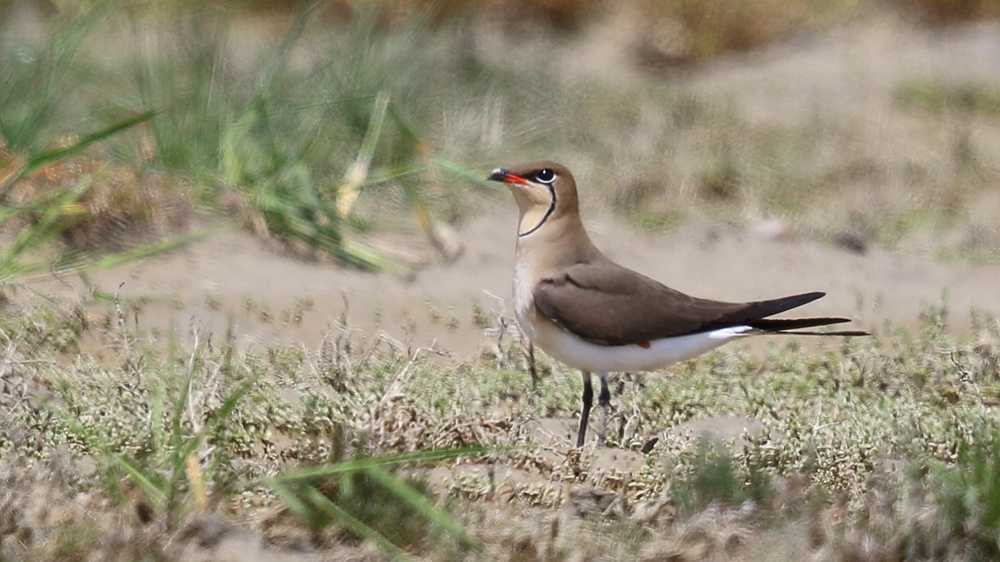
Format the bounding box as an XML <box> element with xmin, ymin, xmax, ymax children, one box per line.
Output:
<box><xmin>532</xmin><ymin>261</ymin><xmax>842</xmax><ymax>346</ymax></box>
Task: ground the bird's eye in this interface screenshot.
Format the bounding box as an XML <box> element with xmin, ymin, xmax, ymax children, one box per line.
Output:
<box><xmin>534</xmin><ymin>168</ymin><xmax>556</xmax><ymax>184</ymax></box>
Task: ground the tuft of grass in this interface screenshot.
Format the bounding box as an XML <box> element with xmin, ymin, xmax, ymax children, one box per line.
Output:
<box><xmin>267</xmin><ymin>444</ymin><xmax>484</xmax><ymax>557</ymax></box>
<box><xmin>929</xmin><ymin>432</ymin><xmax>1000</xmax><ymax>558</ymax></box>
<box><xmin>127</xmin><ymin>6</ymin><xmax>394</xmax><ymax>268</ymax></box>
<box><xmin>0</xmin><ymin>110</ymin><xmax>159</xmax><ymax>197</ymax></box>
<box><xmin>49</xmin><ymin>325</ymin><xmax>255</xmax><ymax>529</ymax></box>
<box><xmin>3</xmin><ymin>297</ymin><xmax>485</xmax><ymax>558</ymax></box>
<box><xmin>3</xmin><ymin>3</ymin><xmax>494</xmax><ymax>272</ymax></box>
<box><xmin>118</xmin><ymin>4</ymin><xmax>495</xmax><ymax>269</ymax></box>
<box><xmin>671</xmin><ymin>436</ymin><xmax>773</xmax><ymax>517</ymax></box>
<box><xmin>0</xmin><ymin>110</ymin><xmax>212</xmax><ymax>288</ymax></box>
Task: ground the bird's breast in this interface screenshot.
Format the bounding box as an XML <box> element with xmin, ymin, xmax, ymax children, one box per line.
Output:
<box><xmin>511</xmin><ymin>259</ymin><xmax>538</xmax><ymax>342</ymax></box>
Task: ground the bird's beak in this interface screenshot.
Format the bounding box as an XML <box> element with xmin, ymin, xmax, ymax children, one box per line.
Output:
<box><xmin>488</xmin><ymin>168</ymin><xmax>529</xmax><ymax>185</ymax></box>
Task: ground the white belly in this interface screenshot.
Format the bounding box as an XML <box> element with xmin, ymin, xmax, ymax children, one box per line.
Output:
<box><xmin>532</xmin><ymin>320</ymin><xmax>753</xmax><ymax>374</ymax></box>
<box><xmin>512</xmin><ymin>259</ymin><xmax>539</xmax><ymax>341</ymax></box>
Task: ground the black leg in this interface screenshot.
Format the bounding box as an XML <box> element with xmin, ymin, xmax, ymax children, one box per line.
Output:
<box><xmin>597</xmin><ymin>372</ymin><xmax>610</xmax><ymax>446</ymax></box>
<box><xmin>527</xmin><ymin>342</ymin><xmax>539</xmax><ymax>393</ymax></box>
<box><xmin>577</xmin><ymin>370</ymin><xmax>593</xmax><ymax>447</ymax></box>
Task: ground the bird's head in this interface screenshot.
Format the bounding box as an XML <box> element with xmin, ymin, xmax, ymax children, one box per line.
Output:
<box><xmin>487</xmin><ymin>161</ymin><xmax>579</xmax><ymax>237</ymax></box>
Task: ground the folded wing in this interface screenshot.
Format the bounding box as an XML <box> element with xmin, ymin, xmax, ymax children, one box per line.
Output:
<box><xmin>533</xmin><ymin>261</ymin><xmax>857</xmax><ymax>346</ymax></box>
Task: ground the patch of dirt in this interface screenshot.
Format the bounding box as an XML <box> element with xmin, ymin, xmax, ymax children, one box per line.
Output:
<box><xmin>19</xmin><ymin>206</ymin><xmax>998</xmax><ymax>364</ymax></box>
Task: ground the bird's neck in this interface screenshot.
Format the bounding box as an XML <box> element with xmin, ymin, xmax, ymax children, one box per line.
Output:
<box><xmin>515</xmin><ymin>212</ymin><xmax>602</xmax><ymax>271</ymax></box>
<box><xmin>516</xmin><ymin>202</ymin><xmax>554</xmax><ymax>238</ymax></box>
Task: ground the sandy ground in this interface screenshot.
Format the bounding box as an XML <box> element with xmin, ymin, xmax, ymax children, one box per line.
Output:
<box><xmin>18</xmin><ymin>203</ymin><xmax>997</xmax><ymax>364</ymax></box>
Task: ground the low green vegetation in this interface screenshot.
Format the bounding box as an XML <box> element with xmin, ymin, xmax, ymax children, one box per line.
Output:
<box><xmin>2</xmin><ymin>291</ymin><xmax>1000</xmax><ymax>559</ymax></box>
<box><xmin>1</xmin><ymin>3</ymin><xmax>500</xmax><ymax>273</ymax></box>
<box><xmin>1</xmin><ymin>299</ymin><xmax>485</xmax><ymax>558</ymax></box>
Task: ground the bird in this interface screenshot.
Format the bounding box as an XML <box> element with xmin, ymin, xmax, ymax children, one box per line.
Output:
<box><xmin>487</xmin><ymin>161</ymin><xmax>867</xmax><ymax>448</ymax></box>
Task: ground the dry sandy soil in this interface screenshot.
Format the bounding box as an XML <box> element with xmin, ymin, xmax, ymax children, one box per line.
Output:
<box><xmin>32</xmin><ymin>205</ymin><xmax>999</xmax><ymax>362</ymax></box>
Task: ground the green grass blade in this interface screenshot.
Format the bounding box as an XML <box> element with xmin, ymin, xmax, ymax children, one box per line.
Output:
<box><xmin>109</xmin><ymin>454</ymin><xmax>169</xmax><ymax>514</ymax></box>
<box><xmin>0</xmin><ymin>181</ymin><xmax>91</xmax><ymax>284</ymax></box>
<box><xmin>340</xmin><ymin>239</ymin><xmax>407</xmax><ymax>273</ymax></box>
<box><xmin>358</xmin><ymin>92</ymin><xmax>390</xmax><ymax>168</ymax></box>
<box><xmin>47</xmin><ymin>226</ymin><xmax>229</xmax><ymax>281</ymax></box>
<box><xmin>167</xmin><ymin>367</ymin><xmax>195</xmax><ymax>510</ymax></box>
<box><xmin>337</xmin><ymin>91</ymin><xmax>390</xmax><ymax>218</ymax></box>
<box><xmin>149</xmin><ymin>372</ymin><xmax>167</xmax><ymax>468</ymax></box>
<box><xmin>0</xmin><ymin>110</ymin><xmax>160</xmax><ymax>197</ymax></box>
<box><xmin>41</xmin><ymin>397</ymin><xmax>169</xmax><ymax>515</ymax></box>
<box><xmin>366</xmin><ymin>464</ymin><xmax>480</xmax><ymax>550</ymax></box>
<box><xmin>188</xmin><ymin>375</ymin><xmax>259</xmax><ymax>478</ymax></box>
<box><xmin>362</xmin><ymin>162</ymin><xmax>427</xmax><ymax>185</ymax></box>
<box><xmin>434</xmin><ymin>157</ymin><xmax>498</xmax><ymax>188</ymax></box>
<box><xmin>301</xmin><ymin>484</ymin><xmax>409</xmax><ymax>560</ymax></box>
<box><xmin>386</xmin><ymin>100</ymin><xmax>423</xmax><ymax>156</ymax></box>
<box><xmin>270</xmin><ymin>447</ymin><xmax>486</xmax><ymax>484</ymax></box>
<box><xmin>267</xmin><ymin>481</ymin><xmax>326</xmax><ymax>528</ymax></box>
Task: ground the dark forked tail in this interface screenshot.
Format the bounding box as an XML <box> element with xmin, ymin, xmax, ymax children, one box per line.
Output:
<box><xmin>716</xmin><ymin>291</ymin><xmax>868</xmax><ymax>336</ymax></box>
<box><xmin>749</xmin><ymin>316</ymin><xmax>869</xmax><ymax>336</ymax></box>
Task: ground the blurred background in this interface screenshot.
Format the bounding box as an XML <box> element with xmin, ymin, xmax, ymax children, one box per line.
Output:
<box><xmin>1</xmin><ymin>0</ymin><xmax>999</xmax><ymax>351</ymax></box>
